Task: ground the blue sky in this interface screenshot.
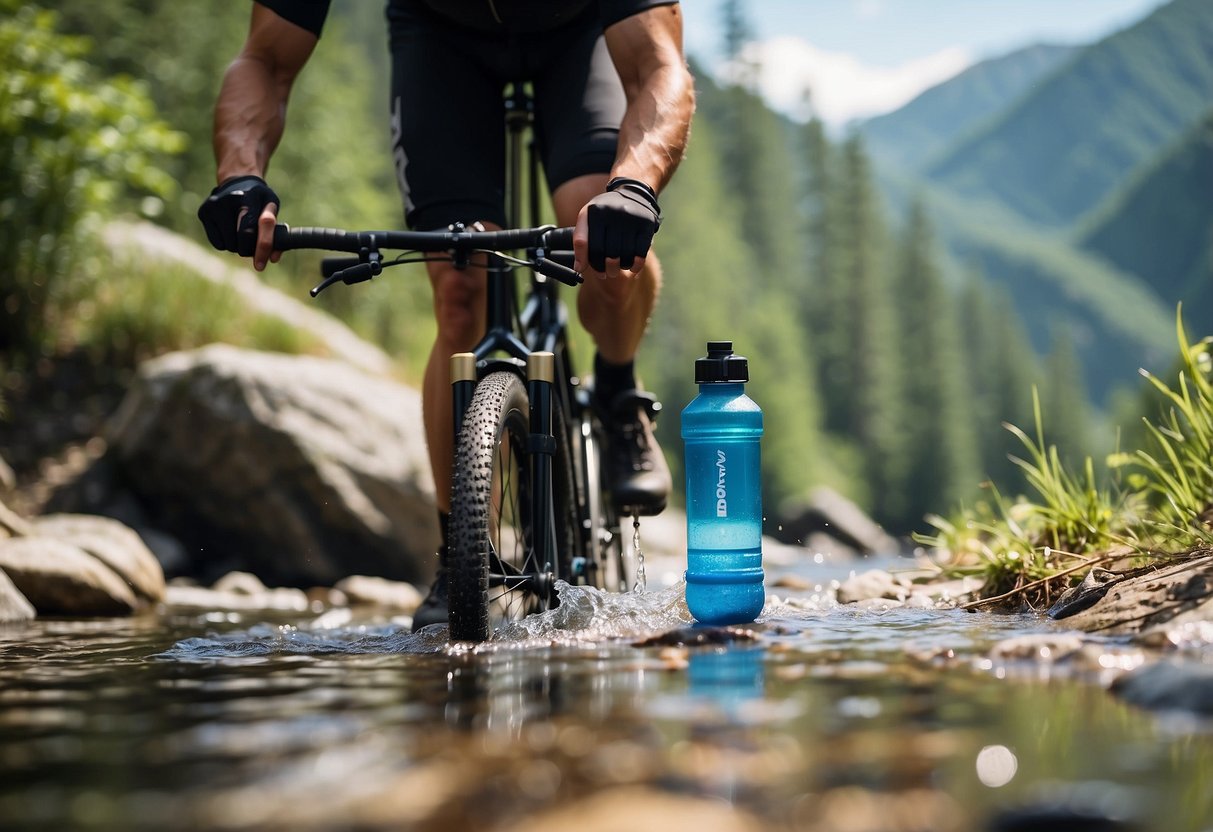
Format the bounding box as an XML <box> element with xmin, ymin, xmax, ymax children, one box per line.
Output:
<box><xmin>680</xmin><ymin>0</ymin><xmax>1168</xmax><ymax>125</ymax></box>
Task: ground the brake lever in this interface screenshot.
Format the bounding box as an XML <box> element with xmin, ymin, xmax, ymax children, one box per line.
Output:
<box><xmin>311</xmin><ymin>261</ymin><xmax>383</xmax><ymax>296</ymax></box>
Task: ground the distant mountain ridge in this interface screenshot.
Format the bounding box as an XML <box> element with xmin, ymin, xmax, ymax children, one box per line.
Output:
<box><xmin>1079</xmin><ymin>110</ymin><xmax>1213</xmax><ymax>336</ymax></box>
<box><xmin>925</xmin><ymin>0</ymin><xmax>1213</xmax><ymax>226</ymax></box>
<box><xmin>860</xmin><ymin>43</ymin><xmax>1078</xmax><ymax>172</ymax></box>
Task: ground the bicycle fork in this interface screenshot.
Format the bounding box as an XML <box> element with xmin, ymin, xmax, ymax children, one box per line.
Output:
<box><xmin>450</xmin><ymin>350</ymin><xmax>558</xmax><ymax>591</ymax></box>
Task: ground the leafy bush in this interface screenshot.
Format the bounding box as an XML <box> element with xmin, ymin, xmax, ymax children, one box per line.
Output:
<box><xmin>0</xmin><ymin>4</ymin><xmax>182</xmax><ymax>356</ymax></box>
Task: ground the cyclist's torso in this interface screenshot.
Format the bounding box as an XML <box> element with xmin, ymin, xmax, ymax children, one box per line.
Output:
<box><xmin>256</xmin><ymin>0</ymin><xmax>676</xmax><ymax>36</ymax></box>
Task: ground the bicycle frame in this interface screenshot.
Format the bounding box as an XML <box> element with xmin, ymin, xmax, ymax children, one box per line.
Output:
<box><xmin>450</xmin><ymin>82</ymin><xmax>579</xmax><ymax>595</ymax></box>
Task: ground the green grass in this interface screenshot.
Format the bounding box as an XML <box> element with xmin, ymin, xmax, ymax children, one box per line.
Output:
<box><xmin>917</xmin><ymin>307</ymin><xmax>1212</xmax><ymax>607</ymax></box>
<box><xmin>53</xmin><ymin>246</ymin><xmax>323</xmax><ymax>366</ymax></box>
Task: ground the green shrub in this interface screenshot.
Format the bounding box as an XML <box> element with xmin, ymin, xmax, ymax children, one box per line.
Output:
<box><xmin>0</xmin><ymin>5</ymin><xmax>182</xmax><ymax>356</ymax></box>
<box><xmin>67</xmin><ymin>253</ymin><xmax>320</xmax><ymax>365</ymax></box>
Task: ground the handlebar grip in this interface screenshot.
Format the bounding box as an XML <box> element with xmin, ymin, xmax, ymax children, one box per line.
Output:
<box><xmin>535</xmin><ymin>257</ymin><xmax>583</xmax><ymax>287</ymax></box>
<box><xmin>541</xmin><ymin>227</ymin><xmax>574</xmax><ymax>250</ymax></box>
<box><xmin>273</xmin><ymin>225</ymin><xmax>359</xmax><ymax>252</ymax></box>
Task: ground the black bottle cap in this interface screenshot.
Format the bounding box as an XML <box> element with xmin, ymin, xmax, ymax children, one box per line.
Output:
<box><xmin>695</xmin><ymin>340</ymin><xmax>749</xmax><ymax>383</ymax></box>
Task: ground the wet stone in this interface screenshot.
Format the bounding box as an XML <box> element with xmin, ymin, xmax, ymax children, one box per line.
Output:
<box><xmin>334</xmin><ymin>574</ymin><xmax>422</xmax><ymax>611</ymax></box>
<box><xmin>0</xmin><ymin>537</ymin><xmax>137</xmax><ymax>616</ymax></box>
<box><xmin>836</xmin><ymin>568</ymin><xmax>909</xmax><ymax>604</ymax></box>
<box><xmin>0</xmin><ymin>567</ymin><xmax>35</xmax><ymax>622</ymax></box>
<box><xmin>31</xmin><ymin>513</ymin><xmax>165</xmax><ymax>603</ymax></box>
<box><xmin>1109</xmin><ymin>660</ymin><xmax>1213</xmax><ymax>717</ymax></box>
<box><xmin>633</xmin><ymin>625</ymin><xmax>760</xmax><ymax>647</ymax></box>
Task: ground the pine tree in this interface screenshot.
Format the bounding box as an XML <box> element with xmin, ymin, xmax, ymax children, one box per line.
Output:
<box><xmin>959</xmin><ymin>276</ymin><xmax>1039</xmax><ymax>495</ymax></box>
<box><xmin>895</xmin><ymin>202</ymin><xmax>980</xmax><ymax>526</ymax></box>
<box><xmin>1041</xmin><ymin>330</ymin><xmax>1092</xmax><ymax>469</ymax></box>
<box><xmin>802</xmin><ymin>118</ymin><xmax>851</xmax><ymax>436</ymax></box>
<box><xmin>836</xmin><ymin>134</ymin><xmax>905</xmax><ymax>526</ymax></box>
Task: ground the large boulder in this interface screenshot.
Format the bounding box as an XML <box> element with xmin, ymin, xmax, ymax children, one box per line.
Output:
<box><xmin>104</xmin><ymin>345</ymin><xmax>438</xmax><ymax>587</ymax></box>
<box><xmin>0</xmin><ymin>537</ymin><xmax>137</xmax><ymax>616</ymax></box>
<box><xmin>0</xmin><ymin>568</ymin><xmax>35</xmax><ymax>622</ymax></box>
<box><xmin>775</xmin><ymin>487</ymin><xmax>901</xmax><ymax>555</ymax></box>
<box><xmin>31</xmin><ymin>513</ymin><xmax>165</xmax><ymax>603</ymax></box>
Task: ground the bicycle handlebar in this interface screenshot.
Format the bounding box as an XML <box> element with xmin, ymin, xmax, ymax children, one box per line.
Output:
<box><xmin>272</xmin><ymin>224</ymin><xmax>575</xmax><ymax>255</ymax></box>
<box><xmin>272</xmin><ymin>223</ymin><xmax>581</xmax><ymax>292</ymax></box>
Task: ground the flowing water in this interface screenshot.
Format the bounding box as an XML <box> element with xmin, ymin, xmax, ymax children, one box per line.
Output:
<box><xmin>2</xmin><ymin>557</ymin><xmax>1213</xmax><ymax>832</ymax></box>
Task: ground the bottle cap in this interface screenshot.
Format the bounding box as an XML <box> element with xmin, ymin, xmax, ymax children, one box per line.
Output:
<box><xmin>695</xmin><ymin>340</ymin><xmax>749</xmax><ymax>383</ymax></box>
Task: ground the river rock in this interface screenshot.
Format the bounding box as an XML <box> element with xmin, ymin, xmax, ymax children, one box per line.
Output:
<box><xmin>0</xmin><ymin>568</ymin><xmax>35</xmax><ymax>622</ymax></box>
<box><xmin>775</xmin><ymin>487</ymin><xmax>901</xmax><ymax>555</ymax></box>
<box><xmin>0</xmin><ymin>537</ymin><xmax>137</xmax><ymax>615</ymax></box>
<box><xmin>1109</xmin><ymin>660</ymin><xmax>1213</xmax><ymax>716</ymax></box>
<box><xmin>163</xmin><ymin>582</ymin><xmax>310</xmax><ymax>612</ymax></box>
<box><xmin>1061</xmin><ymin>555</ymin><xmax>1213</xmax><ymax>635</ymax></box>
<box><xmin>31</xmin><ymin>514</ymin><xmax>165</xmax><ymax>603</ymax></box>
<box><xmin>334</xmin><ymin>575</ymin><xmax>423</xmax><ymax>610</ymax></box>
<box><xmin>0</xmin><ymin>497</ymin><xmax>32</xmax><ymax>538</ymax></box>
<box><xmin>836</xmin><ymin>569</ymin><xmax>910</xmax><ymax>604</ymax></box>
<box><xmin>498</xmin><ymin>787</ymin><xmax>765</xmax><ymax>832</ymax></box>
<box><xmin>104</xmin><ymin>344</ymin><xmax>439</xmax><ymax>587</ymax></box>
<box><xmin>0</xmin><ymin>454</ymin><xmax>14</xmax><ymax>492</ymax></box>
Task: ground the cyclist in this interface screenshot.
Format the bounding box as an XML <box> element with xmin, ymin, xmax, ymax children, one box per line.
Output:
<box><xmin>197</xmin><ymin>0</ymin><xmax>695</xmax><ymax>630</ymax></box>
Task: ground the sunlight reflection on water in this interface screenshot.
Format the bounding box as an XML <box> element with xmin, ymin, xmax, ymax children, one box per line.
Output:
<box><xmin>2</xmin><ymin>567</ymin><xmax>1213</xmax><ymax>831</ymax></box>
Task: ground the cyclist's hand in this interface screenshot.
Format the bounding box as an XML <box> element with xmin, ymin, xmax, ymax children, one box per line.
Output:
<box><xmin>574</xmin><ymin>177</ymin><xmax>661</xmax><ymax>278</ymax></box>
<box><xmin>197</xmin><ymin>175</ymin><xmax>281</xmax><ymax>271</ymax></box>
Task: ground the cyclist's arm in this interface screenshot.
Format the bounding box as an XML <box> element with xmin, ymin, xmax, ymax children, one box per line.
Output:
<box><xmin>603</xmin><ymin>4</ymin><xmax>694</xmax><ymax>193</ymax></box>
<box><xmin>211</xmin><ymin>5</ymin><xmax>318</xmax><ymax>266</ymax></box>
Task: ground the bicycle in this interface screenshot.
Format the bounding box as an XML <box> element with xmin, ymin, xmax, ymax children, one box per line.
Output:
<box><xmin>270</xmin><ymin>85</ymin><xmax>640</xmax><ymax>642</ymax></box>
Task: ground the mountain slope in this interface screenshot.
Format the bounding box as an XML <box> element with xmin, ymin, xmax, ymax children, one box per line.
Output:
<box><xmin>874</xmin><ymin>165</ymin><xmax>1175</xmax><ymax>401</ymax></box>
<box><xmin>1079</xmin><ymin>110</ymin><xmax>1213</xmax><ymax>336</ymax></box>
<box><xmin>860</xmin><ymin>43</ymin><xmax>1077</xmax><ymax>172</ymax></box>
<box><xmin>926</xmin><ymin>0</ymin><xmax>1213</xmax><ymax>226</ymax></box>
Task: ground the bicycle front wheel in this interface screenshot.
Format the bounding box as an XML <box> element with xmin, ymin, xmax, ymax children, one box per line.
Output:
<box><xmin>448</xmin><ymin>371</ymin><xmax>560</xmax><ymax>642</ymax></box>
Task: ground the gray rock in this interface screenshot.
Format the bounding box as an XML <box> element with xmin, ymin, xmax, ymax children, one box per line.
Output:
<box><xmin>836</xmin><ymin>569</ymin><xmax>909</xmax><ymax>604</ymax></box>
<box><xmin>1062</xmin><ymin>555</ymin><xmax>1213</xmax><ymax>635</ymax></box>
<box><xmin>989</xmin><ymin>633</ymin><xmax>1085</xmax><ymax>662</ymax></box>
<box><xmin>31</xmin><ymin>514</ymin><xmax>165</xmax><ymax>603</ymax></box>
<box><xmin>0</xmin><ymin>497</ymin><xmax>32</xmax><ymax>538</ymax></box>
<box><xmin>1047</xmin><ymin>566</ymin><xmax>1119</xmax><ymax>619</ymax></box>
<box><xmin>105</xmin><ymin>344</ymin><xmax>439</xmax><ymax>587</ymax></box>
<box><xmin>163</xmin><ymin>583</ymin><xmax>310</xmax><ymax>612</ymax></box>
<box><xmin>1110</xmin><ymin>661</ymin><xmax>1213</xmax><ymax>716</ymax></box>
<box><xmin>0</xmin><ymin>568</ymin><xmax>35</xmax><ymax>622</ymax></box>
<box><xmin>0</xmin><ymin>537</ymin><xmax>137</xmax><ymax>615</ymax></box>
<box><xmin>0</xmin><ymin>453</ymin><xmax>14</xmax><ymax>492</ymax></box>
<box><xmin>334</xmin><ymin>575</ymin><xmax>423</xmax><ymax>610</ymax></box>
<box><xmin>212</xmin><ymin>570</ymin><xmax>268</xmax><ymax>595</ymax></box>
<box><xmin>775</xmin><ymin>487</ymin><xmax>901</xmax><ymax>555</ymax></box>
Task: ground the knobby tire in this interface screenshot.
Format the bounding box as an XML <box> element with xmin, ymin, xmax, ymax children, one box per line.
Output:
<box><xmin>447</xmin><ymin>371</ymin><xmax>579</xmax><ymax>642</ymax></box>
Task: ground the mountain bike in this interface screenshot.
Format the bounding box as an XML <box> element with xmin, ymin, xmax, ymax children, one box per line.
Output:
<box><xmin>270</xmin><ymin>85</ymin><xmax>637</xmax><ymax>642</ymax></box>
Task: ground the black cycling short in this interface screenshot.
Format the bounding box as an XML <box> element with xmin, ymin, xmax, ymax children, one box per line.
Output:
<box><xmin>388</xmin><ymin>3</ymin><xmax>626</xmax><ymax>231</ymax></box>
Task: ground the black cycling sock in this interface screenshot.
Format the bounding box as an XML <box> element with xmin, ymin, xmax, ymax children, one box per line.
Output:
<box><xmin>437</xmin><ymin>510</ymin><xmax>449</xmax><ymax>560</ymax></box>
<box><xmin>593</xmin><ymin>353</ymin><xmax>636</xmax><ymax>409</ymax></box>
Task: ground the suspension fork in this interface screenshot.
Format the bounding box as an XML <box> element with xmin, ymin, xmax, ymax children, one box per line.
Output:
<box><xmin>527</xmin><ymin>351</ymin><xmax>557</xmax><ymax>576</ymax></box>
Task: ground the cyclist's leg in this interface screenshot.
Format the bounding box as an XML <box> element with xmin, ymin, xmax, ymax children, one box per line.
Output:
<box><xmin>532</xmin><ymin>19</ymin><xmax>661</xmax><ymax>368</ymax></box>
<box><xmin>551</xmin><ymin>178</ymin><xmax>661</xmax><ymax>365</ymax></box>
<box><xmin>535</xmin><ymin>25</ymin><xmax>670</xmax><ymax>514</ymax></box>
<box><xmin>389</xmin><ymin>4</ymin><xmax>509</xmax><ymax>513</ymax></box>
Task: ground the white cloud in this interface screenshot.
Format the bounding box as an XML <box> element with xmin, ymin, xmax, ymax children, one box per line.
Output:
<box><xmin>725</xmin><ymin>36</ymin><xmax>973</xmax><ymax>128</ymax></box>
<box><xmin>855</xmin><ymin>0</ymin><xmax>884</xmax><ymax>20</ymax></box>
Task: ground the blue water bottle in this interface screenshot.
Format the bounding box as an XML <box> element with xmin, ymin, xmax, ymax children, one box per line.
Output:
<box><xmin>681</xmin><ymin>341</ymin><xmax>765</xmax><ymax>624</ymax></box>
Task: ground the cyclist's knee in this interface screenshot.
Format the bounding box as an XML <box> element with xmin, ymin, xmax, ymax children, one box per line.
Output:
<box><xmin>429</xmin><ymin>263</ymin><xmax>484</xmax><ymax>346</ymax></box>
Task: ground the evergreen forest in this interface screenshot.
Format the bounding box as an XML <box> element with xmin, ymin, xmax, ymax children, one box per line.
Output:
<box><xmin>4</xmin><ymin>0</ymin><xmax>1212</xmax><ymax>538</ymax></box>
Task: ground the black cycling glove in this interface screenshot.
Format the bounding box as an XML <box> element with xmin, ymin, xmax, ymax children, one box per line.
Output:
<box><xmin>197</xmin><ymin>175</ymin><xmax>280</xmax><ymax>257</ymax></box>
<box><xmin>585</xmin><ymin>177</ymin><xmax>662</xmax><ymax>272</ymax></box>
